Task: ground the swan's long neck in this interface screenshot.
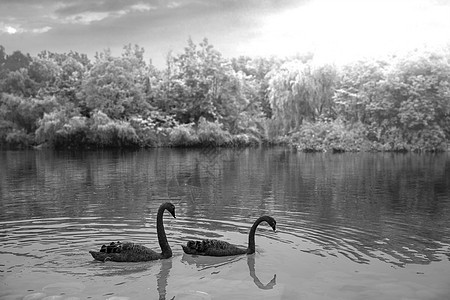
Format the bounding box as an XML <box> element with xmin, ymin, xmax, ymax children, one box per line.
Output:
<box><xmin>247</xmin><ymin>216</ymin><xmax>270</xmax><ymax>254</ymax></box>
<box><xmin>157</xmin><ymin>205</ymin><xmax>172</xmax><ymax>258</ymax></box>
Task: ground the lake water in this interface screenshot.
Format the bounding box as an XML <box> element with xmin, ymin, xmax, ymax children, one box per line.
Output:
<box><xmin>0</xmin><ymin>148</ymin><xmax>449</xmax><ymax>300</ymax></box>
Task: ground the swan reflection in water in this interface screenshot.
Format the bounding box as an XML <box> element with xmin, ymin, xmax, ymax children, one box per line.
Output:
<box><xmin>157</xmin><ymin>258</ymin><xmax>175</xmax><ymax>300</ymax></box>
<box><xmin>247</xmin><ymin>254</ymin><xmax>276</xmax><ymax>290</ymax></box>
<box><xmin>181</xmin><ymin>253</ymin><xmax>276</xmax><ymax>290</ymax></box>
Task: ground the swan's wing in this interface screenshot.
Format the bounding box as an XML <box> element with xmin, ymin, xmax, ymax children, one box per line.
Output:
<box><xmin>120</xmin><ymin>242</ymin><xmax>154</xmax><ymax>254</ymax></box>
<box><xmin>90</xmin><ymin>242</ymin><xmax>161</xmax><ymax>262</ymax></box>
<box><xmin>183</xmin><ymin>239</ymin><xmax>247</xmax><ymax>256</ymax></box>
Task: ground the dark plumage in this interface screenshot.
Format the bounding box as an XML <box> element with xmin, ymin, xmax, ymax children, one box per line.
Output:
<box><xmin>182</xmin><ymin>216</ymin><xmax>276</xmax><ymax>256</ymax></box>
<box><xmin>89</xmin><ymin>202</ymin><xmax>176</xmax><ymax>262</ymax></box>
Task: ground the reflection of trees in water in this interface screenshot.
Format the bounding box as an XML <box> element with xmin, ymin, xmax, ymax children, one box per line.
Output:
<box><xmin>298</xmin><ymin>220</ymin><xmax>450</xmax><ymax>267</ymax></box>
<box><xmin>269</xmin><ymin>152</ymin><xmax>450</xmax><ymax>266</ymax></box>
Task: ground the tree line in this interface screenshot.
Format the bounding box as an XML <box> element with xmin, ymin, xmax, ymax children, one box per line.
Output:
<box><xmin>1</xmin><ymin>39</ymin><xmax>449</xmax><ymax>151</ymax></box>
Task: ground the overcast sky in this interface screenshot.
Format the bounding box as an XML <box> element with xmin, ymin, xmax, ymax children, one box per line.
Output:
<box><xmin>1</xmin><ymin>0</ymin><xmax>450</xmax><ymax>67</ymax></box>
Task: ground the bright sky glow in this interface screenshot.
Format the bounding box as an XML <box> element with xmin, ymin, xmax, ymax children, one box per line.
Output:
<box><xmin>244</xmin><ymin>0</ymin><xmax>450</xmax><ymax>64</ymax></box>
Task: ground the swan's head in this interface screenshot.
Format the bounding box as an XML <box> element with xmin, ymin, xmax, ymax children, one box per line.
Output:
<box><xmin>164</xmin><ymin>202</ymin><xmax>176</xmax><ymax>218</ymax></box>
<box><xmin>267</xmin><ymin>217</ymin><xmax>276</xmax><ymax>232</ymax></box>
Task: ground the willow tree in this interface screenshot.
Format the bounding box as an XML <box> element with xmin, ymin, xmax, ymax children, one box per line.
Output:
<box><xmin>267</xmin><ymin>60</ymin><xmax>337</xmax><ymax>133</ymax></box>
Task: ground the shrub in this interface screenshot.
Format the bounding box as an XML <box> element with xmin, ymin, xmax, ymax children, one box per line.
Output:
<box><xmin>89</xmin><ymin>111</ymin><xmax>139</xmax><ymax>147</ymax></box>
<box><xmin>5</xmin><ymin>129</ymin><xmax>34</xmax><ymax>148</ymax></box>
<box><xmin>407</xmin><ymin>126</ymin><xmax>447</xmax><ymax>152</ymax></box>
<box><xmin>292</xmin><ymin>119</ymin><xmax>369</xmax><ymax>152</ymax></box>
<box><xmin>129</xmin><ymin>112</ymin><xmax>178</xmax><ymax>147</ymax></box>
<box><xmin>56</xmin><ymin>116</ymin><xmax>90</xmax><ymax>148</ymax></box>
<box><xmin>35</xmin><ymin>110</ymin><xmax>68</xmax><ymax>145</ymax></box>
<box><xmin>36</xmin><ymin>110</ymin><xmax>90</xmax><ymax>148</ymax></box>
<box><xmin>0</xmin><ymin>94</ymin><xmax>59</xmax><ymax>134</ymax></box>
<box><xmin>231</xmin><ymin>133</ymin><xmax>260</xmax><ymax>147</ymax></box>
<box><xmin>197</xmin><ymin>117</ymin><xmax>232</xmax><ymax>146</ymax></box>
<box><xmin>168</xmin><ymin>123</ymin><xmax>199</xmax><ymax>147</ymax></box>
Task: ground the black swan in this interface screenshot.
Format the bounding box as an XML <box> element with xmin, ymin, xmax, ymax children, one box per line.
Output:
<box><xmin>89</xmin><ymin>202</ymin><xmax>176</xmax><ymax>262</ymax></box>
<box><xmin>182</xmin><ymin>216</ymin><xmax>276</xmax><ymax>256</ymax></box>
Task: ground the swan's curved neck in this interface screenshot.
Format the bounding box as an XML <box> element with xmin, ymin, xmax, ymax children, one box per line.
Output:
<box><xmin>157</xmin><ymin>205</ymin><xmax>172</xmax><ymax>258</ymax></box>
<box><xmin>247</xmin><ymin>216</ymin><xmax>270</xmax><ymax>254</ymax></box>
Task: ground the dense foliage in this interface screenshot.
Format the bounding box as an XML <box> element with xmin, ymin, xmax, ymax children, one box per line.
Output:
<box><xmin>1</xmin><ymin>41</ymin><xmax>449</xmax><ymax>151</ymax></box>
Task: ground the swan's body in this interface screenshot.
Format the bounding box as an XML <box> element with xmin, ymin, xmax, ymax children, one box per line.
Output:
<box><xmin>182</xmin><ymin>216</ymin><xmax>276</xmax><ymax>256</ymax></box>
<box><xmin>89</xmin><ymin>202</ymin><xmax>176</xmax><ymax>262</ymax></box>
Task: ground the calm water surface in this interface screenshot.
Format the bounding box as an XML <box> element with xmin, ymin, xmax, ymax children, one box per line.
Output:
<box><xmin>0</xmin><ymin>148</ymin><xmax>449</xmax><ymax>300</ymax></box>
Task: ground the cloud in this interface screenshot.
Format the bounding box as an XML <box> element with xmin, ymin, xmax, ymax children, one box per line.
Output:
<box><xmin>59</xmin><ymin>11</ymin><xmax>111</xmax><ymax>24</ymax></box>
<box><xmin>167</xmin><ymin>1</ymin><xmax>182</xmax><ymax>9</ymax></box>
<box><xmin>129</xmin><ymin>3</ymin><xmax>155</xmax><ymax>12</ymax></box>
<box><xmin>54</xmin><ymin>0</ymin><xmax>158</xmax><ymax>16</ymax></box>
<box><xmin>0</xmin><ymin>23</ymin><xmax>52</xmax><ymax>35</ymax></box>
<box><xmin>31</xmin><ymin>26</ymin><xmax>53</xmax><ymax>34</ymax></box>
<box><xmin>50</xmin><ymin>1</ymin><xmax>158</xmax><ymax>25</ymax></box>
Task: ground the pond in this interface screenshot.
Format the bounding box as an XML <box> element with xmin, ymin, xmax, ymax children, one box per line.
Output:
<box><xmin>0</xmin><ymin>148</ymin><xmax>449</xmax><ymax>300</ymax></box>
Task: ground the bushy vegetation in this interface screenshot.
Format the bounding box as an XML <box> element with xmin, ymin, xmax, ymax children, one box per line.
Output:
<box><xmin>169</xmin><ymin>123</ymin><xmax>199</xmax><ymax>147</ymax></box>
<box><xmin>1</xmin><ymin>41</ymin><xmax>449</xmax><ymax>152</ymax></box>
<box><xmin>292</xmin><ymin>119</ymin><xmax>369</xmax><ymax>152</ymax></box>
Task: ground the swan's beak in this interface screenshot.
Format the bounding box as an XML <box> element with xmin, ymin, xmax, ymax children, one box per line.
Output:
<box><xmin>170</xmin><ymin>210</ymin><xmax>176</xmax><ymax>218</ymax></box>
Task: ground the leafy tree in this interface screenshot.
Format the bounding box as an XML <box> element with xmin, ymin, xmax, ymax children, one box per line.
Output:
<box><xmin>167</xmin><ymin>38</ymin><xmax>239</xmax><ymax>123</ymax></box>
<box><xmin>27</xmin><ymin>57</ymin><xmax>61</xmax><ymax>97</ymax></box>
<box><xmin>333</xmin><ymin>59</ymin><xmax>388</xmax><ymax>124</ymax></box>
<box><xmin>80</xmin><ymin>45</ymin><xmax>149</xmax><ymax>119</ymax></box>
<box><xmin>231</xmin><ymin>56</ymin><xmax>281</xmax><ymax>118</ymax></box>
<box><xmin>167</xmin><ymin>38</ymin><xmax>220</xmax><ymax>122</ymax></box>
<box><xmin>0</xmin><ymin>46</ymin><xmax>6</xmax><ymax>71</ymax></box>
<box><xmin>38</xmin><ymin>50</ymin><xmax>91</xmax><ymax>69</ymax></box>
<box><xmin>333</xmin><ymin>51</ymin><xmax>450</xmax><ymax>151</ymax></box>
<box><xmin>56</xmin><ymin>56</ymin><xmax>86</xmax><ymax>106</ymax></box>
<box><xmin>3</xmin><ymin>50</ymin><xmax>31</xmax><ymax>72</ymax></box>
<box><xmin>382</xmin><ymin>51</ymin><xmax>450</xmax><ymax>150</ymax></box>
<box><xmin>0</xmin><ymin>68</ymin><xmax>37</xmax><ymax>97</ymax></box>
<box><xmin>35</xmin><ymin>51</ymin><xmax>89</xmax><ymax>109</ymax></box>
<box><xmin>165</xmin><ymin>38</ymin><xmax>267</xmax><ymax>140</ymax></box>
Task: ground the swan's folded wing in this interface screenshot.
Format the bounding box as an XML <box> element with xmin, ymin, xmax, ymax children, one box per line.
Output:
<box><xmin>90</xmin><ymin>243</ymin><xmax>161</xmax><ymax>262</ymax></box>
<box><xmin>120</xmin><ymin>242</ymin><xmax>150</xmax><ymax>253</ymax></box>
<box><xmin>204</xmin><ymin>243</ymin><xmax>247</xmax><ymax>256</ymax></box>
<box><xmin>183</xmin><ymin>239</ymin><xmax>247</xmax><ymax>256</ymax></box>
